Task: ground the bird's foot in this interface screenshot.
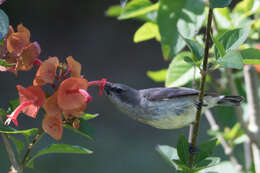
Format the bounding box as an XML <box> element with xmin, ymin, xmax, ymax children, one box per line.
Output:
<box><xmin>195</xmin><ymin>100</ymin><xmax>208</xmax><ymax>110</ymax></box>
<box><xmin>189</xmin><ymin>144</ymin><xmax>199</xmax><ymax>154</ymax></box>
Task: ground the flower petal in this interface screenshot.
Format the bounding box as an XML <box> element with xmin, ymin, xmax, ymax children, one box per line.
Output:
<box><xmin>66</xmin><ymin>56</ymin><xmax>81</xmax><ymax>77</ymax></box>
<box><xmin>33</xmin><ymin>57</ymin><xmax>59</xmax><ymax>86</ymax></box>
<box><xmin>17</xmin><ymin>24</ymin><xmax>30</xmax><ymax>41</ymax></box>
<box><xmin>17</xmin><ymin>85</ymin><xmax>46</xmax><ymax>118</ymax></box>
<box><xmin>57</xmin><ymin>77</ymin><xmax>88</xmax><ymax>111</ymax></box>
<box><xmin>63</xmin><ymin>102</ymin><xmax>87</xmax><ymax>119</ymax></box>
<box><xmin>43</xmin><ymin>92</ymin><xmax>61</xmax><ymax>116</ymax></box>
<box><xmin>18</xmin><ymin>42</ymin><xmax>41</xmax><ymax>71</ymax></box>
<box><xmin>42</xmin><ymin>113</ymin><xmax>63</xmax><ymax>140</ymax></box>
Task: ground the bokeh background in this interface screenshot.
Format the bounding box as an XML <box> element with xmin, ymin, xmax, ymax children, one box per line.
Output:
<box><xmin>0</xmin><ymin>1</ymin><xmax>238</xmax><ymax>172</ymax></box>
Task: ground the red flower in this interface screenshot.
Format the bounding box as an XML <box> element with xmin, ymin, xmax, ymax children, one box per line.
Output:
<box><xmin>0</xmin><ymin>24</ymin><xmax>41</xmax><ymax>74</ymax></box>
<box><xmin>5</xmin><ymin>85</ymin><xmax>45</xmax><ymax>126</ymax></box>
<box><xmin>66</xmin><ymin>56</ymin><xmax>81</xmax><ymax>77</ymax></box>
<box><xmin>17</xmin><ymin>42</ymin><xmax>41</xmax><ymax>71</ymax></box>
<box><xmin>7</xmin><ymin>24</ymin><xmax>30</xmax><ymax>56</ymax></box>
<box><xmin>42</xmin><ymin>113</ymin><xmax>63</xmax><ymax>140</ymax></box>
<box><xmin>33</xmin><ymin>57</ymin><xmax>59</xmax><ymax>86</ymax></box>
<box><xmin>57</xmin><ymin>77</ymin><xmax>90</xmax><ymax>111</ymax></box>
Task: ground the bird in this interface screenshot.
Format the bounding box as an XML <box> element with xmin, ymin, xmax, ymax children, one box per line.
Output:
<box><xmin>104</xmin><ymin>82</ymin><xmax>243</xmax><ymax>129</ymax></box>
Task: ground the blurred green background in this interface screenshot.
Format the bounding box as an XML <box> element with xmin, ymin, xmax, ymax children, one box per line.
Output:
<box><xmin>0</xmin><ymin>1</ymin><xmax>236</xmax><ymax>172</ymax></box>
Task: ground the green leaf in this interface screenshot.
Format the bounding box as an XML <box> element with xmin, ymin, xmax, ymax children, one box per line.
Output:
<box><xmin>0</xmin><ymin>108</ymin><xmax>7</xmax><ymax>117</ymax></box>
<box><xmin>166</xmin><ymin>52</ymin><xmax>200</xmax><ymax>87</ymax></box>
<box><xmin>146</xmin><ymin>69</ymin><xmax>167</xmax><ymax>82</ymax></box>
<box><xmin>173</xmin><ymin>159</ymin><xmax>190</xmax><ymax>171</ymax></box>
<box><xmin>105</xmin><ymin>5</ymin><xmax>122</xmax><ymax>17</ymax></box>
<box><xmin>194</xmin><ymin>157</ymin><xmax>220</xmax><ymax>171</ymax></box>
<box><xmin>183</xmin><ymin>37</ymin><xmax>204</xmax><ymax>61</ymax></box>
<box><xmin>0</xmin><ymin>9</ymin><xmax>9</xmax><ymax>40</ymax></box>
<box><xmin>157</xmin><ymin>0</ymin><xmax>205</xmax><ymax>59</ymax></box>
<box><xmin>78</xmin><ymin>119</ymin><xmax>95</xmax><ymax>137</ymax></box>
<box><xmin>214</xmin><ymin>8</ymin><xmax>232</xmax><ymax>29</ymax></box>
<box><xmin>26</xmin><ymin>144</ymin><xmax>93</xmax><ymax>168</ymax></box>
<box><xmin>177</xmin><ymin>135</ymin><xmax>189</xmax><ymax>165</ymax></box>
<box><xmin>0</xmin><ymin>121</ymin><xmax>38</xmax><ymax>136</ymax></box>
<box><xmin>118</xmin><ymin>0</ymin><xmax>159</xmax><ymax>20</ymax></box>
<box><xmin>194</xmin><ymin>138</ymin><xmax>217</xmax><ymax>166</ymax></box>
<box><xmin>209</xmin><ymin>0</ymin><xmax>232</xmax><ymax>8</ymax></box>
<box><xmin>241</xmin><ymin>48</ymin><xmax>260</xmax><ymax>65</ymax></box>
<box><xmin>7</xmin><ymin>98</ymin><xmax>20</xmax><ymax>114</ymax></box>
<box><xmin>156</xmin><ymin>145</ymin><xmax>179</xmax><ymax>170</ymax></box>
<box><xmin>218</xmin><ymin>50</ymin><xmax>243</xmax><ymax>69</ymax></box>
<box><xmin>63</xmin><ymin>124</ymin><xmax>92</xmax><ymax>140</ymax></box>
<box><xmin>199</xmin><ymin>161</ymin><xmax>238</xmax><ymax>173</ymax></box>
<box><xmin>8</xmin><ymin>135</ymin><xmax>25</xmax><ymax>154</ymax></box>
<box><xmin>214</xmin><ymin>26</ymin><xmax>251</xmax><ymax>59</ymax></box>
<box><xmin>212</xmin><ymin>35</ymin><xmax>226</xmax><ymax>58</ymax></box>
<box><xmin>0</xmin><ymin>59</ymin><xmax>14</xmax><ymax>67</ymax></box>
<box><xmin>80</xmin><ymin>113</ymin><xmax>99</xmax><ymax>121</ymax></box>
<box><xmin>134</xmin><ymin>22</ymin><xmax>160</xmax><ymax>43</ymax></box>
<box><xmin>233</xmin><ymin>0</ymin><xmax>254</xmax><ymax>14</ymax></box>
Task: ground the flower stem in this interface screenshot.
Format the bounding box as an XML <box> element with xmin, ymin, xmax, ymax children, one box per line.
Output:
<box><xmin>20</xmin><ymin>128</ymin><xmax>44</xmax><ymax>172</ymax></box>
<box><xmin>188</xmin><ymin>8</ymin><xmax>213</xmax><ymax>168</ymax></box>
<box><xmin>0</xmin><ymin>116</ymin><xmax>20</xmax><ymax>172</ymax></box>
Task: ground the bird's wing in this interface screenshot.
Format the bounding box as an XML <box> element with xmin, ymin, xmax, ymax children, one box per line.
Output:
<box><xmin>140</xmin><ymin>87</ymin><xmax>199</xmax><ymax>101</ymax></box>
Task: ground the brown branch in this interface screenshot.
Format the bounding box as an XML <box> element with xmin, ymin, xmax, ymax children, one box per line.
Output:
<box><xmin>188</xmin><ymin>8</ymin><xmax>213</xmax><ymax>168</ymax></box>
<box><xmin>0</xmin><ymin>116</ymin><xmax>20</xmax><ymax>172</ymax></box>
<box><xmin>205</xmin><ymin>110</ymin><xmax>243</xmax><ymax>173</ymax></box>
<box><xmin>19</xmin><ymin>128</ymin><xmax>44</xmax><ymax>173</ymax></box>
<box><xmin>226</xmin><ymin>69</ymin><xmax>260</xmax><ymax>148</ymax></box>
<box><xmin>243</xmin><ymin>65</ymin><xmax>260</xmax><ymax>173</ymax></box>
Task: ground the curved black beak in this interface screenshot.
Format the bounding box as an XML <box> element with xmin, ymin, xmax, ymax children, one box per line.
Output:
<box><xmin>104</xmin><ymin>82</ymin><xmax>113</xmax><ymax>95</ymax></box>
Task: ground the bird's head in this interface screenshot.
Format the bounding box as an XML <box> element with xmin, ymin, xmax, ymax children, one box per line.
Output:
<box><xmin>104</xmin><ymin>82</ymin><xmax>140</xmax><ymax>106</ymax></box>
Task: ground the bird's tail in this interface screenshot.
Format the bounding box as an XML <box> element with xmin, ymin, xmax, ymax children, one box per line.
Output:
<box><xmin>217</xmin><ymin>96</ymin><xmax>243</xmax><ymax>106</ymax></box>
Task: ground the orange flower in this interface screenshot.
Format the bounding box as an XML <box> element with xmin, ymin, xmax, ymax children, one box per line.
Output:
<box><xmin>17</xmin><ymin>42</ymin><xmax>41</xmax><ymax>71</ymax></box>
<box><xmin>42</xmin><ymin>113</ymin><xmax>63</xmax><ymax>140</ymax></box>
<box><xmin>63</xmin><ymin>103</ymin><xmax>87</xmax><ymax>119</ymax></box>
<box><xmin>5</xmin><ymin>85</ymin><xmax>45</xmax><ymax>126</ymax></box>
<box><xmin>66</xmin><ymin>56</ymin><xmax>81</xmax><ymax>77</ymax></box>
<box><xmin>42</xmin><ymin>93</ymin><xmax>63</xmax><ymax>140</ymax></box>
<box><xmin>43</xmin><ymin>92</ymin><xmax>61</xmax><ymax>116</ymax></box>
<box><xmin>6</xmin><ymin>24</ymin><xmax>30</xmax><ymax>56</ymax></box>
<box><xmin>57</xmin><ymin>77</ymin><xmax>90</xmax><ymax>111</ymax></box>
<box><xmin>33</xmin><ymin>57</ymin><xmax>59</xmax><ymax>86</ymax></box>
<box><xmin>0</xmin><ymin>24</ymin><xmax>41</xmax><ymax>74</ymax></box>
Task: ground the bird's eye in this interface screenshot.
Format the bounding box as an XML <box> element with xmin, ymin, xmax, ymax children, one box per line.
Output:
<box><xmin>114</xmin><ymin>87</ymin><xmax>124</xmax><ymax>94</ymax></box>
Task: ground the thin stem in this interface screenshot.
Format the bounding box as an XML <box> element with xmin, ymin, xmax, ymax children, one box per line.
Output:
<box><xmin>20</xmin><ymin>128</ymin><xmax>44</xmax><ymax>172</ymax></box>
<box><xmin>205</xmin><ymin>110</ymin><xmax>243</xmax><ymax>173</ymax></box>
<box><xmin>0</xmin><ymin>116</ymin><xmax>20</xmax><ymax>172</ymax></box>
<box><xmin>226</xmin><ymin>69</ymin><xmax>260</xmax><ymax>148</ymax></box>
<box><xmin>188</xmin><ymin>8</ymin><xmax>213</xmax><ymax>168</ymax></box>
<box><xmin>243</xmin><ymin>65</ymin><xmax>260</xmax><ymax>173</ymax></box>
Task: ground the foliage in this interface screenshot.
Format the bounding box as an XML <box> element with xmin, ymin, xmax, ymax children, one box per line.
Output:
<box><xmin>0</xmin><ymin>0</ymin><xmax>260</xmax><ymax>172</ymax></box>
<box><xmin>107</xmin><ymin>0</ymin><xmax>260</xmax><ymax>172</ymax></box>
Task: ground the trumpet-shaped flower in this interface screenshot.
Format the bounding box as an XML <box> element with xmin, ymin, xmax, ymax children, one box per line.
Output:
<box><xmin>57</xmin><ymin>77</ymin><xmax>90</xmax><ymax>111</ymax></box>
<box><xmin>5</xmin><ymin>85</ymin><xmax>45</xmax><ymax>126</ymax></box>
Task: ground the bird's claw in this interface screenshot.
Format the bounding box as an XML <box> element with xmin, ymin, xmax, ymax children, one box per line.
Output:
<box><xmin>189</xmin><ymin>144</ymin><xmax>199</xmax><ymax>154</ymax></box>
<box><xmin>195</xmin><ymin>100</ymin><xmax>208</xmax><ymax>110</ymax></box>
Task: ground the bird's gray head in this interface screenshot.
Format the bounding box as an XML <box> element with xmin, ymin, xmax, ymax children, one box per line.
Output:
<box><xmin>104</xmin><ymin>82</ymin><xmax>140</xmax><ymax>106</ymax></box>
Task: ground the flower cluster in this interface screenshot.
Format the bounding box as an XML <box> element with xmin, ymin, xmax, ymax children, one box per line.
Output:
<box><xmin>3</xmin><ymin>24</ymin><xmax>107</xmax><ymax>140</ymax></box>
<box><xmin>0</xmin><ymin>24</ymin><xmax>41</xmax><ymax>74</ymax></box>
